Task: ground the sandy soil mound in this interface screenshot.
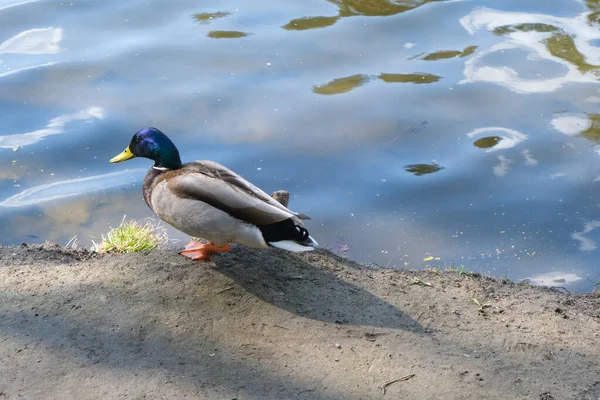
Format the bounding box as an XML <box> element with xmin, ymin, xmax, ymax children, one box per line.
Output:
<box><xmin>1</xmin><ymin>244</ymin><xmax>599</xmax><ymax>399</ymax></box>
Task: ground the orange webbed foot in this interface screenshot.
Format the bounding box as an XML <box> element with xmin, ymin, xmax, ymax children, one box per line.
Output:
<box><xmin>180</xmin><ymin>241</ymin><xmax>231</xmax><ymax>261</ymax></box>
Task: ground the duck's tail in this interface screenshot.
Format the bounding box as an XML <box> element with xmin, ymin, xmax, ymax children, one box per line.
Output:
<box><xmin>268</xmin><ymin>235</ymin><xmax>318</xmax><ymax>252</ymax></box>
<box><xmin>259</xmin><ymin>219</ymin><xmax>318</xmax><ymax>252</ymax></box>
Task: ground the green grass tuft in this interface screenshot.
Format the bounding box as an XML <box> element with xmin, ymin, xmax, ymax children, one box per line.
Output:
<box><xmin>93</xmin><ymin>217</ymin><xmax>168</xmax><ymax>253</ymax></box>
<box><xmin>445</xmin><ymin>265</ymin><xmax>478</xmax><ymax>276</ymax></box>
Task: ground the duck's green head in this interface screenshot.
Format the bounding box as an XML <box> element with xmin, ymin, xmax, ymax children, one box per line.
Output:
<box><xmin>110</xmin><ymin>127</ymin><xmax>183</xmax><ymax>170</ymax></box>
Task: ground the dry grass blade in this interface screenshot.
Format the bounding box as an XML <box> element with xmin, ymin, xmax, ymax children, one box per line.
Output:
<box><xmin>471</xmin><ymin>297</ymin><xmax>492</xmax><ymax>314</ymax></box>
<box><xmin>409</xmin><ymin>277</ymin><xmax>433</xmax><ymax>287</ymax></box>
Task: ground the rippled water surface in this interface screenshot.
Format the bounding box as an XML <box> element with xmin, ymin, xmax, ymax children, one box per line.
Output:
<box><xmin>1</xmin><ymin>0</ymin><xmax>600</xmax><ymax>290</ymax></box>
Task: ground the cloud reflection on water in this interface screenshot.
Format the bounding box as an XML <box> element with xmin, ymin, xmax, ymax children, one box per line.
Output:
<box><xmin>552</xmin><ymin>115</ymin><xmax>592</xmax><ymax>136</ymax></box>
<box><xmin>0</xmin><ymin>25</ymin><xmax>63</xmax><ymax>79</ymax></box>
<box><xmin>467</xmin><ymin>127</ymin><xmax>527</xmax><ymax>152</ymax></box>
<box><xmin>460</xmin><ymin>7</ymin><xmax>600</xmax><ymax>93</ymax></box>
<box><xmin>0</xmin><ymin>27</ymin><xmax>63</xmax><ymax>55</ymax></box>
<box><xmin>0</xmin><ymin>61</ymin><xmax>57</xmax><ymax>78</ymax></box>
<box><xmin>0</xmin><ymin>107</ymin><xmax>105</xmax><ymax>149</ymax></box>
<box><xmin>522</xmin><ymin>271</ymin><xmax>583</xmax><ymax>287</ymax></box>
<box><xmin>0</xmin><ymin>169</ymin><xmax>145</xmax><ymax>207</ymax></box>
<box><xmin>572</xmin><ymin>220</ymin><xmax>600</xmax><ymax>251</ymax></box>
<box><xmin>0</xmin><ymin>0</ymin><xmax>42</xmax><ymax>12</ymax></box>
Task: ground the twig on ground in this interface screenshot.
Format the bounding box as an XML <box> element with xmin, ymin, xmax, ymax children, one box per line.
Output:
<box><xmin>273</xmin><ymin>325</ymin><xmax>289</xmax><ymax>330</ymax></box>
<box><xmin>297</xmin><ymin>389</ymin><xmax>316</xmax><ymax>395</ymax></box>
<box><xmin>382</xmin><ymin>374</ymin><xmax>416</xmax><ymax>394</ymax></box>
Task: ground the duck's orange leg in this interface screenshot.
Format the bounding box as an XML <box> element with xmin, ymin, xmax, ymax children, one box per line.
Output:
<box><xmin>180</xmin><ymin>241</ymin><xmax>231</xmax><ymax>261</ymax></box>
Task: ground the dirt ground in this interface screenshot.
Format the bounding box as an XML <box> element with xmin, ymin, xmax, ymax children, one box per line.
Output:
<box><xmin>1</xmin><ymin>244</ymin><xmax>600</xmax><ymax>400</ymax></box>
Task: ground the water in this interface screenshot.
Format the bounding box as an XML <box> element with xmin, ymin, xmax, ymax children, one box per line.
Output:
<box><xmin>1</xmin><ymin>0</ymin><xmax>600</xmax><ymax>291</ymax></box>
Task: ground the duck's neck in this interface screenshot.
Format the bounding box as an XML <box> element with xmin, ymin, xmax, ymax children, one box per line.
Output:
<box><xmin>143</xmin><ymin>146</ymin><xmax>182</xmax><ymax>209</ymax></box>
<box><xmin>143</xmin><ymin>167</ymin><xmax>168</xmax><ymax>211</ymax></box>
<box><xmin>154</xmin><ymin>146</ymin><xmax>183</xmax><ymax>170</ymax></box>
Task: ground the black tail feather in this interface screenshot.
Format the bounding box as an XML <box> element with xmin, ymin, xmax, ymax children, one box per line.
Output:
<box><xmin>258</xmin><ymin>218</ymin><xmax>310</xmax><ymax>243</ymax></box>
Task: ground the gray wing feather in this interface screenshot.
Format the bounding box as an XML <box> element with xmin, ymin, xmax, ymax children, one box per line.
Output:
<box><xmin>200</xmin><ymin>161</ymin><xmax>308</xmax><ymax>217</ymax></box>
<box><xmin>167</xmin><ymin>161</ymin><xmax>308</xmax><ymax>226</ymax></box>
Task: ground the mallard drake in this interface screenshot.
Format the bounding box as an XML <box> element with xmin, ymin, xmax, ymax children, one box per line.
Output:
<box><xmin>109</xmin><ymin>127</ymin><xmax>317</xmax><ymax>261</ymax></box>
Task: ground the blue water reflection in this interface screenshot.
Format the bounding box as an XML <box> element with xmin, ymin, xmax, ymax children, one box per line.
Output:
<box><xmin>1</xmin><ymin>0</ymin><xmax>600</xmax><ymax>291</ymax></box>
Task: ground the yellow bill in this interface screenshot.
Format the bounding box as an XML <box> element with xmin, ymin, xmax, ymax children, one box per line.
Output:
<box><xmin>109</xmin><ymin>146</ymin><xmax>135</xmax><ymax>163</ymax></box>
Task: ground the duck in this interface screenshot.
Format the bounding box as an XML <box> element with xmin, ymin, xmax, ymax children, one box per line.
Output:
<box><xmin>109</xmin><ymin>127</ymin><xmax>318</xmax><ymax>261</ymax></box>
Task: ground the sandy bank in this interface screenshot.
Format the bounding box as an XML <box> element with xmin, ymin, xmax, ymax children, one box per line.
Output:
<box><xmin>0</xmin><ymin>244</ymin><xmax>599</xmax><ymax>399</ymax></box>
